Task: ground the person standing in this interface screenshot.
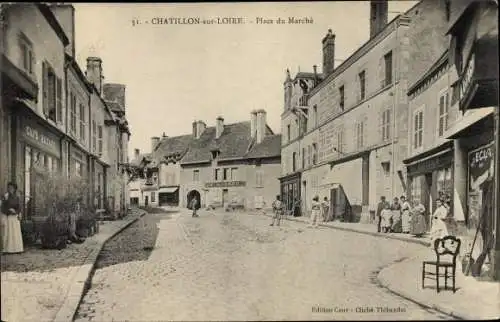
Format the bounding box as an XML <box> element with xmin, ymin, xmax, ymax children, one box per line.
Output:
<box><xmin>308</xmin><ymin>195</ymin><xmax>321</xmax><ymax>228</ymax></box>
<box><xmin>376</xmin><ymin>196</ymin><xmax>387</xmax><ymax>233</ymax></box>
<box><xmin>380</xmin><ymin>203</ymin><xmax>393</xmax><ymax>233</ymax></box>
<box><xmin>429</xmin><ymin>198</ymin><xmax>450</xmax><ymax>247</ymax></box>
<box><xmin>1</xmin><ymin>182</ymin><xmax>24</xmax><ymax>254</ymax></box>
<box><xmin>401</xmin><ymin>196</ymin><xmax>412</xmax><ymax>234</ymax></box>
<box><xmin>391</xmin><ymin>197</ymin><xmax>402</xmax><ymax>233</ymax></box>
<box><xmin>270</xmin><ymin>195</ymin><xmax>283</xmax><ymax>226</ymax></box>
<box><xmin>321</xmin><ymin>197</ymin><xmax>330</xmax><ymax>223</ymax></box>
<box><xmin>410</xmin><ymin>199</ymin><xmax>427</xmax><ymax>237</ymax></box>
<box><xmin>293</xmin><ymin>198</ymin><xmax>301</xmax><ymax>217</ymax></box>
<box><xmin>190</xmin><ymin>197</ymin><xmax>199</xmax><ymax>217</ymax></box>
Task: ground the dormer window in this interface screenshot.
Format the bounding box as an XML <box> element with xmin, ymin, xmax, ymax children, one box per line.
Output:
<box><xmin>211</xmin><ymin>149</ymin><xmax>220</xmax><ymax>160</ymax></box>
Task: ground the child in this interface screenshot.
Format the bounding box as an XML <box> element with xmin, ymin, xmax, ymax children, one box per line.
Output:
<box><xmin>380</xmin><ymin>203</ymin><xmax>393</xmax><ymax>233</ymax></box>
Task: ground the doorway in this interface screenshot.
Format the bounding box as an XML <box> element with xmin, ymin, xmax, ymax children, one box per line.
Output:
<box><xmin>145</xmin><ymin>195</ymin><xmax>149</xmax><ymax>206</ymax></box>
<box><xmin>222</xmin><ymin>189</ymin><xmax>229</xmax><ymax>206</ymax></box>
<box><xmin>187</xmin><ymin>190</ymin><xmax>201</xmax><ymax>209</ymax></box>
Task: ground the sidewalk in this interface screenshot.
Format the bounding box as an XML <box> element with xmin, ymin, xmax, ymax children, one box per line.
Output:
<box><xmin>1</xmin><ymin>208</ymin><xmax>147</xmax><ymax>322</ymax></box>
<box><xmin>258</xmin><ymin>211</ymin><xmax>431</xmax><ymax>247</ymax></box>
<box><xmin>378</xmin><ymin>248</ymin><xmax>500</xmax><ymax>320</ymax></box>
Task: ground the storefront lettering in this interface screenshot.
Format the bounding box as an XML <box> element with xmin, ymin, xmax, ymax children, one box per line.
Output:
<box><xmin>460</xmin><ymin>54</ymin><xmax>475</xmax><ymax>101</ymax></box>
<box><xmin>408</xmin><ymin>153</ymin><xmax>453</xmax><ymax>176</ymax></box>
<box><xmin>205</xmin><ymin>181</ymin><xmax>246</xmax><ymax>188</ymax></box>
<box><xmin>25</xmin><ymin>126</ymin><xmax>56</xmax><ymax>148</ymax></box>
<box><xmin>469</xmin><ymin>145</ymin><xmax>493</xmax><ymax>168</ymax></box>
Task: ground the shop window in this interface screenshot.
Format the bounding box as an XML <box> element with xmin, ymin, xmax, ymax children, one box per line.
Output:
<box><xmin>193</xmin><ymin>170</ymin><xmax>199</xmax><ymax>182</ymax></box>
<box><xmin>437</xmin><ymin>167</ymin><xmax>452</xmax><ymax>202</ymax></box>
<box><xmin>410</xmin><ymin>176</ymin><xmax>423</xmax><ymax>204</ymax></box>
<box><xmin>19</xmin><ymin>33</ymin><xmax>34</xmax><ymax>75</ymax></box>
<box><xmin>413</xmin><ymin>108</ymin><xmax>424</xmax><ymax>150</ymax></box>
<box><xmin>231</xmin><ymin>168</ymin><xmax>238</xmax><ymax>181</ymax></box>
<box><xmin>438</xmin><ymin>90</ymin><xmax>450</xmax><ymax>137</ymax></box>
<box><xmin>381</xmin><ymin>108</ymin><xmax>391</xmax><ymax>142</ymax></box>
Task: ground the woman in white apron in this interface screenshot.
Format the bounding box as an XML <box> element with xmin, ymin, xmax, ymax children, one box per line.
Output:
<box><xmin>401</xmin><ymin>196</ymin><xmax>412</xmax><ymax>233</ymax></box>
<box><xmin>429</xmin><ymin>198</ymin><xmax>449</xmax><ymax>248</ymax></box>
<box><xmin>1</xmin><ymin>182</ymin><xmax>24</xmax><ymax>254</ymax></box>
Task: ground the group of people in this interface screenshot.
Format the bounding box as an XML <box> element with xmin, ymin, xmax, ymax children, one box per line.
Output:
<box><xmin>270</xmin><ymin>195</ymin><xmax>330</xmax><ymax>228</ymax></box>
<box><xmin>376</xmin><ymin>193</ymin><xmax>453</xmax><ymax>244</ymax></box>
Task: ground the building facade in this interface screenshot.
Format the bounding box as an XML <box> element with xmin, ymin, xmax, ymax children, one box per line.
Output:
<box><xmin>0</xmin><ymin>4</ymin><xmax>131</xmax><ymax>219</ymax></box>
<box><xmin>129</xmin><ymin>110</ymin><xmax>282</xmax><ymax>210</ymax></box>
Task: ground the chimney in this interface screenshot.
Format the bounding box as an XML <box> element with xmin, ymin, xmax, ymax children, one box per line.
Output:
<box><xmin>86</xmin><ymin>57</ymin><xmax>103</xmax><ymax>94</ymax></box>
<box><xmin>103</xmin><ymin>83</ymin><xmax>126</xmax><ymax>111</ymax></box>
<box><xmin>196</xmin><ymin>121</ymin><xmax>207</xmax><ymax>138</ymax></box>
<box><xmin>215</xmin><ymin>116</ymin><xmax>224</xmax><ymax>139</ymax></box>
<box><xmin>322</xmin><ymin>29</ymin><xmax>336</xmax><ymax>76</ymax></box>
<box><xmin>49</xmin><ymin>4</ymin><xmax>75</xmax><ymax>57</ymax></box>
<box><xmin>256</xmin><ymin>109</ymin><xmax>267</xmax><ymax>144</ymax></box>
<box><xmin>162</xmin><ymin>132</ymin><xmax>167</xmax><ymax>138</ymax></box>
<box><xmin>370</xmin><ymin>1</ymin><xmax>388</xmax><ymax>38</ymax></box>
<box><xmin>250</xmin><ymin>110</ymin><xmax>257</xmax><ymax>139</ymax></box>
<box><xmin>192</xmin><ymin>121</ymin><xmax>198</xmax><ymax>138</ymax></box>
<box><xmin>134</xmin><ymin>148</ymin><xmax>140</xmax><ymax>160</ymax></box>
<box><xmin>151</xmin><ymin>136</ymin><xmax>160</xmax><ymax>152</ymax></box>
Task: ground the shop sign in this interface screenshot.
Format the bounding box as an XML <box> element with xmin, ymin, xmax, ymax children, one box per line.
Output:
<box><xmin>467</xmin><ymin>143</ymin><xmax>494</xmax><ymax>227</ymax></box>
<box><xmin>407</xmin><ymin>152</ymin><xmax>453</xmax><ymax>176</ymax></box>
<box><xmin>21</xmin><ymin>120</ymin><xmax>60</xmax><ymax>158</ymax></box>
<box><xmin>205</xmin><ymin>181</ymin><xmax>246</xmax><ymax>188</ymax></box>
<box><xmin>459</xmin><ymin>53</ymin><xmax>475</xmax><ymax>103</ymax></box>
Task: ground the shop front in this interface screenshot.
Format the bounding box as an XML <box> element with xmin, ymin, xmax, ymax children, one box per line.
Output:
<box><xmin>279</xmin><ymin>172</ymin><xmax>301</xmax><ymax>215</ymax></box>
<box><xmin>204</xmin><ymin>180</ymin><xmax>246</xmax><ymax>209</ymax></box>
<box><xmin>69</xmin><ymin>143</ymin><xmax>90</xmax><ymax>203</ymax></box>
<box><xmin>158</xmin><ymin>186</ymin><xmax>179</xmax><ymax>206</ymax></box>
<box><xmin>404</xmin><ymin>142</ymin><xmax>454</xmax><ymax>231</ymax></box>
<box><xmin>14</xmin><ymin>106</ymin><xmax>64</xmax><ymax>219</ymax></box>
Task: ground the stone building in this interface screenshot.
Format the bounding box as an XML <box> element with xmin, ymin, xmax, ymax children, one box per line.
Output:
<box><xmin>0</xmin><ymin>3</ymin><xmax>131</xmax><ymax>218</ymax></box>
<box><xmin>129</xmin><ymin>110</ymin><xmax>282</xmax><ymax>210</ymax></box>
<box><xmin>281</xmin><ymin>1</ymin><xmax>418</xmax><ymax>220</ymax></box>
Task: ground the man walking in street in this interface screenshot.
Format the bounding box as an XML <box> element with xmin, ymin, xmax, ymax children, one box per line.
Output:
<box><xmin>321</xmin><ymin>196</ymin><xmax>330</xmax><ymax>223</ymax></box>
<box><xmin>376</xmin><ymin>196</ymin><xmax>387</xmax><ymax>233</ymax></box>
<box><xmin>190</xmin><ymin>197</ymin><xmax>199</xmax><ymax>217</ymax></box>
<box><xmin>270</xmin><ymin>195</ymin><xmax>283</xmax><ymax>226</ymax></box>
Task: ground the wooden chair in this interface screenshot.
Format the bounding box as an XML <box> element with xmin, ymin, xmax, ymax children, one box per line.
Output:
<box><xmin>422</xmin><ymin>235</ymin><xmax>461</xmax><ymax>293</ymax></box>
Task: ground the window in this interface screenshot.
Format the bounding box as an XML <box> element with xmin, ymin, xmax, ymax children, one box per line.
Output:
<box><xmin>438</xmin><ymin>90</ymin><xmax>450</xmax><ymax>137</ymax></box>
<box><xmin>308</xmin><ymin>145</ymin><xmax>312</xmax><ymax>166</ymax></box>
<box><xmin>79</xmin><ymin>104</ymin><xmax>86</xmax><ymax>142</ymax></box>
<box><xmin>151</xmin><ymin>192</ymin><xmax>156</xmax><ymax>203</ymax></box>
<box><xmin>381</xmin><ymin>108</ymin><xmax>391</xmax><ymax>142</ymax></box>
<box><xmin>98</xmin><ymin>125</ymin><xmax>103</xmax><ymax>155</ymax></box>
<box><xmin>70</xmin><ymin>93</ymin><xmax>77</xmax><ymax>135</ymax></box>
<box><xmin>384</xmin><ymin>51</ymin><xmax>393</xmax><ymax>86</ymax></box>
<box><xmin>255</xmin><ymin>170</ymin><xmax>264</xmax><ymax>187</ymax></box>
<box><xmin>302</xmin><ymin>148</ymin><xmax>305</xmax><ymax>168</ymax></box>
<box><xmin>382</xmin><ymin>162</ymin><xmax>391</xmax><ymax>177</ymax></box>
<box><xmin>214</xmin><ymin>168</ymin><xmax>220</xmax><ymax>181</ymax></box>
<box><xmin>19</xmin><ymin>33</ymin><xmax>34</xmax><ymax>75</ymax></box>
<box><xmin>437</xmin><ymin>167</ymin><xmax>452</xmax><ymax>199</ymax></box>
<box><xmin>413</xmin><ymin>109</ymin><xmax>424</xmax><ymax>149</ymax></box>
<box><xmin>312</xmin><ymin>143</ymin><xmax>318</xmax><ymax>165</ymax></box>
<box><xmin>75</xmin><ymin>161</ymin><xmax>82</xmax><ymax>177</ymax></box>
<box><xmin>313</xmin><ymin>105</ymin><xmax>318</xmax><ymax>127</ymax></box>
<box><xmin>223</xmin><ymin>168</ymin><xmax>229</xmax><ymax>180</ymax></box>
<box><xmin>356</xmin><ymin>121</ymin><xmax>365</xmax><ymax>149</ymax></box>
<box><xmin>152</xmin><ymin>173</ymin><xmax>158</xmax><ymax>184</ymax></box>
<box><xmin>337</xmin><ymin>128</ymin><xmax>344</xmax><ymax>154</ymax></box>
<box><xmin>287</xmin><ymin>124</ymin><xmax>291</xmax><ymax>142</ymax></box>
<box><xmin>358</xmin><ymin>70</ymin><xmax>366</xmax><ymax>100</ymax></box>
<box><xmin>292</xmin><ymin>152</ymin><xmax>297</xmax><ymax>172</ymax></box>
<box><xmin>193</xmin><ymin>170</ymin><xmax>199</xmax><ymax>182</ymax></box>
<box><xmin>231</xmin><ymin>168</ymin><xmax>238</xmax><ymax>181</ymax></box>
<box><xmin>44</xmin><ymin>63</ymin><xmax>56</xmax><ymax>121</ymax></box>
<box><xmin>92</xmin><ymin>120</ymin><xmax>97</xmax><ymax>153</ymax></box>
<box><xmin>339</xmin><ymin>85</ymin><xmax>345</xmax><ymax>110</ymax></box>
<box><xmin>410</xmin><ymin>176</ymin><xmax>423</xmax><ymax>204</ymax></box>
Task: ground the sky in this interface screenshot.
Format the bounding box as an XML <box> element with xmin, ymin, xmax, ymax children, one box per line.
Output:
<box><xmin>73</xmin><ymin>1</ymin><xmax>418</xmax><ymax>159</ymax></box>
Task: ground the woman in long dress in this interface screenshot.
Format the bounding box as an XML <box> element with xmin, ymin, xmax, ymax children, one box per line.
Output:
<box><xmin>391</xmin><ymin>197</ymin><xmax>402</xmax><ymax>233</ymax></box>
<box><xmin>410</xmin><ymin>199</ymin><xmax>427</xmax><ymax>237</ymax></box>
<box><xmin>401</xmin><ymin>196</ymin><xmax>412</xmax><ymax>233</ymax></box>
<box><xmin>430</xmin><ymin>198</ymin><xmax>449</xmax><ymax>247</ymax></box>
<box><xmin>308</xmin><ymin>195</ymin><xmax>321</xmax><ymax>228</ymax></box>
<box><xmin>1</xmin><ymin>182</ymin><xmax>24</xmax><ymax>254</ymax></box>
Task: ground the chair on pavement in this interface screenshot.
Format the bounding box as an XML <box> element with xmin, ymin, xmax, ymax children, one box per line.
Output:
<box><xmin>422</xmin><ymin>235</ymin><xmax>461</xmax><ymax>293</ymax></box>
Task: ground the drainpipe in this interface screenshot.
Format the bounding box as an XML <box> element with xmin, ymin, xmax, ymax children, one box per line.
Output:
<box><xmin>391</xmin><ymin>20</ymin><xmax>400</xmax><ymax>200</ymax></box>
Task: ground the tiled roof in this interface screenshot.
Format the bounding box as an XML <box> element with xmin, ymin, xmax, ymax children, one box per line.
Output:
<box><xmin>130</xmin><ymin>153</ymin><xmax>151</xmax><ymax>167</ymax></box>
<box><xmin>152</xmin><ymin>134</ymin><xmax>192</xmax><ymax>163</ymax></box>
<box><xmin>245</xmin><ymin>134</ymin><xmax>282</xmax><ymax>159</ymax></box>
<box><xmin>105</xmin><ymin>100</ymin><xmax>123</xmax><ymax>113</ymax></box>
<box><xmin>294</xmin><ymin>72</ymin><xmax>324</xmax><ymax>80</ymax></box>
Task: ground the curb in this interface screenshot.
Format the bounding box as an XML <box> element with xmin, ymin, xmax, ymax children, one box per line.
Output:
<box><xmin>260</xmin><ymin>212</ymin><xmax>431</xmax><ymax>247</ymax></box>
<box><xmin>376</xmin><ymin>256</ymin><xmax>474</xmax><ymax>320</ymax></box>
<box><xmin>52</xmin><ymin>210</ymin><xmax>147</xmax><ymax>322</ymax></box>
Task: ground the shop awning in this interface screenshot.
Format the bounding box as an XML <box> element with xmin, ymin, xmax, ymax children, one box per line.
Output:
<box><xmin>158</xmin><ymin>187</ymin><xmax>179</xmax><ymax>194</ymax></box>
<box><xmin>445</xmin><ymin>106</ymin><xmax>495</xmax><ymax>139</ymax></box>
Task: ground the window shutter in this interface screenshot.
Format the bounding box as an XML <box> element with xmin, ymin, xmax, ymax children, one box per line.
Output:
<box><xmin>56</xmin><ymin>77</ymin><xmax>62</xmax><ymax>123</ymax></box>
<box><xmin>98</xmin><ymin>125</ymin><xmax>103</xmax><ymax>154</ymax></box>
<box><xmin>42</xmin><ymin>61</ymin><xmax>49</xmax><ymax>115</ymax></box>
<box><xmin>378</xmin><ymin>57</ymin><xmax>385</xmax><ymax>89</ymax></box>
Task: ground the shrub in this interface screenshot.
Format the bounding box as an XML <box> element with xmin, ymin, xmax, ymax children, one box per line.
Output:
<box><xmin>33</xmin><ymin>173</ymin><xmax>90</xmax><ymax>249</ymax></box>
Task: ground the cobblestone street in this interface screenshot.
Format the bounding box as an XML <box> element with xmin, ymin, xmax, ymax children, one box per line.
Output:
<box><xmin>75</xmin><ymin>209</ymin><xmax>453</xmax><ymax>321</ymax></box>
